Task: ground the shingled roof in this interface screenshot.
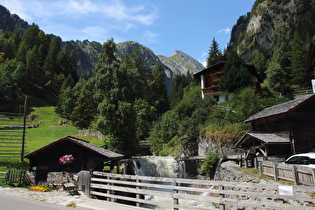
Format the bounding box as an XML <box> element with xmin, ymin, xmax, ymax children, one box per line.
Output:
<box><xmin>244</xmin><ymin>94</ymin><xmax>315</xmax><ymax>123</ymax></box>
<box><xmin>235</xmin><ymin>132</ymin><xmax>290</xmax><ymax>148</ymax></box>
<box><xmin>24</xmin><ymin>136</ymin><xmax>124</xmax><ymax>160</ymax></box>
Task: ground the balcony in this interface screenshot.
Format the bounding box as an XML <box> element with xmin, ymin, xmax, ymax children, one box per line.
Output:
<box><xmin>202</xmin><ymin>85</ymin><xmax>219</xmax><ymax>94</ymax></box>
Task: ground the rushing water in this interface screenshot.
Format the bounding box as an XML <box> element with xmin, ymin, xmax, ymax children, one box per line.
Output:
<box><xmin>130</xmin><ymin>156</ymin><xmax>217</xmax><ymax>209</ymax></box>
<box><xmin>132</xmin><ymin>156</ymin><xmax>186</xmax><ymax>178</ymax></box>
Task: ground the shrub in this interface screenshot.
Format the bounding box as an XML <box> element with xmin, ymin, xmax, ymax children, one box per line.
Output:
<box><xmin>202</xmin><ymin>152</ymin><xmax>220</xmax><ymax>175</ymax></box>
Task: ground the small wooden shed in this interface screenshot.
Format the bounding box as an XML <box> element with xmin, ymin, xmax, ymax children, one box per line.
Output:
<box><xmin>24</xmin><ymin>136</ymin><xmax>124</xmax><ymax>183</ymax></box>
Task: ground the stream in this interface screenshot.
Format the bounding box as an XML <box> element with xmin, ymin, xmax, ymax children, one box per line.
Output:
<box><xmin>131</xmin><ymin>156</ymin><xmax>220</xmax><ymax>209</ymax></box>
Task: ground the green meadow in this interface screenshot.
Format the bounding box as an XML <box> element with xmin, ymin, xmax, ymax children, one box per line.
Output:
<box><xmin>0</xmin><ymin>106</ymin><xmax>103</xmax><ymax>171</ymax></box>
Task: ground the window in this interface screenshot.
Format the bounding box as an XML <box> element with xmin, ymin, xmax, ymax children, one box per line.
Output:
<box><xmin>310</xmin><ymin>159</ymin><xmax>315</xmax><ymax>164</ymax></box>
<box><xmin>300</xmin><ymin>156</ymin><xmax>310</xmax><ymax>165</ymax></box>
<box><xmin>285</xmin><ymin>156</ymin><xmax>300</xmax><ymax>164</ymax></box>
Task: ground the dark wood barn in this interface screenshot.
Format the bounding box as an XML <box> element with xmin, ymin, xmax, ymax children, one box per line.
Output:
<box><xmin>235</xmin><ymin>94</ymin><xmax>315</xmax><ymax>165</ymax></box>
<box><xmin>24</xmin><ymin>136</ymin><xmax>124</xmax><ymax>183</ymax></box>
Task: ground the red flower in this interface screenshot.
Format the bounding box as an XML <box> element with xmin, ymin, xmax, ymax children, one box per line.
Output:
<box><xmin>59</xmin><ymin>154</ymin><xmax>76</xmax><ymax>165</ymax></box>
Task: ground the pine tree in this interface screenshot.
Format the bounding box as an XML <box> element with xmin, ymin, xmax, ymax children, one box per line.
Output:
<box><xmin>266</xmin><ymin>23</ymin><xmax>293</xmax><ymax>98</ymax></box>
<box><xmin>93</xmin><ymin>38</ymin><xmax>138</xmax><ymax>156</ymax></box>
<box><xmin>218</xmin><ymin>51</ymin><xmax>251</xmax><ymax>93</ymax></box>
<box><xmin>70</xmin><ymin>88</ymin><xmax>95</xmax><ymax>129</ymax></box>
<box><xmin>43</xmin><ymin>36</ymin><xmax>61</xmax><ymax>96</ymax></box>
<box><xmin>150</xmin><ymin>62</ymin><xmax>169</xmax><ymax>116</ymax></box>
<box><xmin>206</xmin><ymin>38</ymin><xmax>222</xmax><ymax>67</ymax></box>
<box><xmin>25</xmin><ymin>45</ymin><xmax>42</xmax><ymax>95</ymax></box>
<box><xmin>251</xmin><ymin>50</ymin><xmax>268</xmax><ymax>78</ymax></box>
<box><xmin>289</xmin><ymin>31</ymin><xmax>309</xmax><ymax>88</ymax></box>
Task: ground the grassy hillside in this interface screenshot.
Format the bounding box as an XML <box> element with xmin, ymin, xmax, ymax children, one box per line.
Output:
<box><xmin>0</xmin><ymin>106</ymin><xmax>103</xmax><ymax>171</ymax></box>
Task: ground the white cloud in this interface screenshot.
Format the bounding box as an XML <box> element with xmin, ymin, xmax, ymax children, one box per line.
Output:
<box><xmin>81</xmin><ymin>26</ymin><xmax>109</xmax><ymax>42</ymax></box>
<box><xmin>0</xmin><ymin>0</ymin><xmax>159</xmax><ymax>43</ymax></box>
<box><xmin>65</xmin><ymin>0</ymin><xmax>98</xmax><ymax>14</ymax></box>
<box><xmin>217</xmin><ymin>27</ymin><xmax>231</xmax><ymax>34</ymax></box>
<box><xmin>199</xmin><ymin>52</ymin><xmax>208</xmax><ymax>68</ymax></box>
<box><xmin>143</xmin><ymin>30</ymin><xmax>158</xmax><ymax>43</ymax></box>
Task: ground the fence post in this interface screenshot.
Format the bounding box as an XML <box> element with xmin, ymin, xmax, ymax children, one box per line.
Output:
<box><xmin>5</xmin><ymin>169</ymin><xmax>10</xmax><ymax>183</ymax></box>
<box><xmin>136</xmin><ymin>176</ymin><xmax>140</xmax><ymax>207</ymax></box>
<box><xmin>259</xmin><ymin>161</ymin><xmax>263</xmax><ymax>176</ymax></box>
<box><xmin>173</xmin><ymin>180</ymin><xmax>179</xmax><ymax>210</ymax></box>
<box><xmin>273</xmin><ymin>162</ymin><xmax>278</xmax><ymax>181</ymax></box>
<box><xmin>312</xmin><ymin>168</ymin><xmax>315</xmax><ymax>185</ymax></box>
<box><xmin>219</xmin><ymin>185</ymin><xmax>225</xmax><ymax>210</ymax></box>
<box><xmin>292</xmin><ymin>166</ymin><xmax>299</xmax><ymax>185</ymax></box>
<box><xmin>107</xmin><ymin>174</ymin><xmax>111</xmax><ymax>201</ymax></box>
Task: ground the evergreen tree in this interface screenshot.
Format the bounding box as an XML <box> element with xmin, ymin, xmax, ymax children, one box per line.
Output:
<box><xmin>16</xmin><ymin>24</ymin><xmax>41</xmax><ymax>63</ymax></box>
<box><xmin>218</xmin><ymin>51</ymin><xmax>251</xmax><ymax>93</ymax></box>
<box><xmin>289</xmin><ymin>31</ymin><xmax>309</xmax><ymax>88</ymax></box>
<box><xmin>43</xmin><ymin>36</ymin><xmax>61</xmax><ymax>96</ymax></box>
<box><xmin>149</xmin><ymin>62</ymin><xmax>169</xmax><ymax>116</ymax></box>
<box><xmin>206</xmin><ymin>38</ymin><xmax>222</xmax><ymax>67</ymax></box>
<box><xmin>25</xmin><ymin>45</ymin><xmax>42</xmax><ymax>94</ymax></box>
<box><xmin>93</xmin><ymin>38</ymin><xmax>138</xmax><ymax>156</ymax></box>
<box><xmin>251</xmin><ymin>50</ymin><xmax>268</xmax><ymax>78</ymax></box>
<box><xmin>169</xmin><ymin>73</ymin><xmax>193</xmax><ymax>109</ymax></box>
<box><xmin>0</xmin><ymin>59</ymin><xmax>25</xmax><ymax>111</ymax></box>
<box><xmin>266</xmin><ymin>23</ymin><xmax>293</xmax><ymax>98</ymax></box>
<box><xmin>70</xmin><ymin>87</ymin><xmax>95</xmax><ymax>129</ymax></box>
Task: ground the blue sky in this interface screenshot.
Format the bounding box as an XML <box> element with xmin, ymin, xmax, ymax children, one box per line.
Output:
<box><xmin>0</xmin><ymin>0</ymin><xmax>255</xmax><ymax>66</ymax></box>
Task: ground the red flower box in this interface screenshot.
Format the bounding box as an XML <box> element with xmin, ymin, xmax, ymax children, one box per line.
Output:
<box><xmin>59</xmin><ymin>154</ymin><xmax>76</xmax><ymax>165</ymax></box>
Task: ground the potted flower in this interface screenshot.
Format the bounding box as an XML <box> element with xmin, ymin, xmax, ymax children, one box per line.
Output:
<box><xmin>59</xmin><ymin>154</ymin><xmax>76</xmax><ymax>165</ymax></box>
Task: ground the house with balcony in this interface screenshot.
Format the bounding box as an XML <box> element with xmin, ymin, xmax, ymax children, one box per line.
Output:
<box><xmin>193</xmin><ymin>61</ymin><xmax>262</xmax><ymax>103</ymax></box>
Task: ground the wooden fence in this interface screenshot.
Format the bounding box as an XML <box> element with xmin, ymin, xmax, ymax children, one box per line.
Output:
<box><xmin>0</xmin><ymin>171</ymin><xmax>6</xmax><ymax>180</ymax></box>
<box><xmin>0</xmin><ymin>169</ymin><xmax>32</xmax><ymax>186</ymax></box>
<box><xmin>0</xmin><ymin>97</ymin><xmax>28</xmax><ymax>161</ymax></box>
<box><xmin>77</xmin><ymin>171</ymin><xmax>315</xmax><ymax>210</ymax></box>
<box><xmin>260</xmin><ymin>161</ymin><xmax>315</xmax><ymax>186</ymax></box>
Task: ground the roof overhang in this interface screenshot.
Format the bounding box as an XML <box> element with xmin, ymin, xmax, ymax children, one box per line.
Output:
<box><xmin>235</xmin><ymin>132</ymin><xmax>290</xmax><ymax>148</ymax></box>
<box><xmin>24</xmin><ymin>136</ymin><xmax>124</xmax><ymax>160</ymax></box>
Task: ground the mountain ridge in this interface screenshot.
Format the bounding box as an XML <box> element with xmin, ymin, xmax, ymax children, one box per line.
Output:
<box><xmin>0</xmin><ymin>4</ymin><xmax>204</xmax><ymax>94</ymax></box>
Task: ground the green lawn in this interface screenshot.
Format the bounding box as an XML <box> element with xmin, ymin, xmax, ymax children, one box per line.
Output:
<box><xmin>0</xmin><ymin>106</ymin><xmax>104</xmax><ymax>171</ymax></box>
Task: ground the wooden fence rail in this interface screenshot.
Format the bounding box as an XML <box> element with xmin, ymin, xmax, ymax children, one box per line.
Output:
<box><xmin>0</xmin><ymin>169</ymin><xmax>32</xmax><ymax>186</ymax></box>
<box><xmin>76</xmin><ymin>171</ymin><xmax>315</xmax><ymax>210</ymax></box>
<box><xmin>0</xmin><ymin>171</ymin><xmax>6</xmax><ymax>179</ymax></box>
<box><xmin>260</xmin><ymin>161</ymin><xmax>315</xmax><ymax>185</ymax></box>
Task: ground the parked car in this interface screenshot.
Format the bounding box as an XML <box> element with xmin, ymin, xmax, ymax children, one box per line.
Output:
<box><xmin>285</xmin><ymin>152</ymin><xmax>315</xmax><ymax>168</ymax></box>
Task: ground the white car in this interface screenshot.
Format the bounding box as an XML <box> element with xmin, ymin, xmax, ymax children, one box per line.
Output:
<box><xmin>285</xmin><ymin>152</ymin><xmax>315</xmax><ymax>168</ymax></box>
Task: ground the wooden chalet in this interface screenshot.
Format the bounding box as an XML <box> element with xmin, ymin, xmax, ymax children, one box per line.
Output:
<box><xmin>193</xmin><ymin>61</ymin><xmax>262</xmax><ymax>102</ymax></box>
<box><xmin>24</xmin><ymin>136</ymin><xmax>124</xmax><ymax>183</ymax></box>
<box><xmin>235</xmin><ymin>94</ymin><xmax>315</xmax><ymax>166</ymax></box>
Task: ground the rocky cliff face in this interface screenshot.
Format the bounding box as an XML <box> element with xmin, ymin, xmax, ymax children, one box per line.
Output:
<box><xmin>228</xmin><ymin>0</ymin><xmax>315</xmax><ymax>62</ymax></box>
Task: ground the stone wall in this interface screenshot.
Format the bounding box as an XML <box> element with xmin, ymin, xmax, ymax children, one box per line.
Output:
<box><xmin>217</xmin><ymin>161</ymin><xmax>261</xmax><ymax>183</ymax></box>
<box><xmin>197</xmin><ymin>135</ymin><xmax>243</xmax><ymax>157</ymax></box>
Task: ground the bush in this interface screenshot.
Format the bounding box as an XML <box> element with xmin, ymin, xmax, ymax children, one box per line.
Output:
<box><xmin>202</xmin><ymin>152</ymin><xmax>220</xmax><ymax>175</ymax></box>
